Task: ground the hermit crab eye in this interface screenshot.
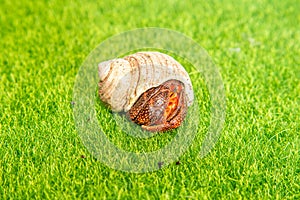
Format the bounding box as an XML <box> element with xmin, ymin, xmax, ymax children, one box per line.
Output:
<box><xmin>154</xmin><ymin>99</ymin><xmax>164</xmax><ymax>107</ymax></box>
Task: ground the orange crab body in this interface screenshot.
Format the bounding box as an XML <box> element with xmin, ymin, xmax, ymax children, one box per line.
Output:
<box><xmin>127</xmin><ymin>80</ymin><xmax>187</xmax><ymax>132</ymax></box>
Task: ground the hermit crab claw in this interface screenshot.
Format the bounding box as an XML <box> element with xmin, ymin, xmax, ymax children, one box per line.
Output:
<box><xmin>98</xmin><ymin>51</ymin><xmax>194</xmax><ymax>132</ymax></box>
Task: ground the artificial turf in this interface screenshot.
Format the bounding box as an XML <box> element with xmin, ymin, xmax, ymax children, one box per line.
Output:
<box><xmin>0</xmin><ymin>0</ymin><xmax>299</xmax><ymax>199</ymax></box>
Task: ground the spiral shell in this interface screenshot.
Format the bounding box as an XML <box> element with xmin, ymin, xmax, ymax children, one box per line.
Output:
<box><xmin>98</xmin><ymin>51</ymin><xmax>194</xmax><ymax>112</ymax></box>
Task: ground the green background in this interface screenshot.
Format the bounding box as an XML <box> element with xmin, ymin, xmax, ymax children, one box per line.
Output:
<box><xmin>0</xmin><ymin>0</ymin><xmax>299</xmax><ymax>199</ymax></box>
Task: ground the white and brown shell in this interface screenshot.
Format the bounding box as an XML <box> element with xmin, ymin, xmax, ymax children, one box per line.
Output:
<box><xmin>98</xmin><ymin>51</ymin><xmax>194</xmax><ymax>112</ymax></box>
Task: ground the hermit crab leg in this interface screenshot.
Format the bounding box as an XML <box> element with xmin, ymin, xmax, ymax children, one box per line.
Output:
<box><xmin>141</xmin><ymin>81</ymin><xmax>187</xmax><ymax>132</ymax></box>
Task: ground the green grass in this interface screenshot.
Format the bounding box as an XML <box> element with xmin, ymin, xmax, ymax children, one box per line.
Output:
<box><xmin>1</xmin><ymin>0</ymin><xmax>299</xmax><ymax>199</ymax></box>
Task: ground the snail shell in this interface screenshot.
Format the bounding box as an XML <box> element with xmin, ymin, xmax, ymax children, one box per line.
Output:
<box><xmin>98</xmin><ymin>51</ymin><xmax>194</xmax><ymax>112</ymax></box>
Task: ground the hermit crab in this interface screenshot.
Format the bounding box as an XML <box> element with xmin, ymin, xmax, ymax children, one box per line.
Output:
<box><xmin>98</xmin><ymin>52</ymin><xmax>194</xmax><ymax>132</ymax></box>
